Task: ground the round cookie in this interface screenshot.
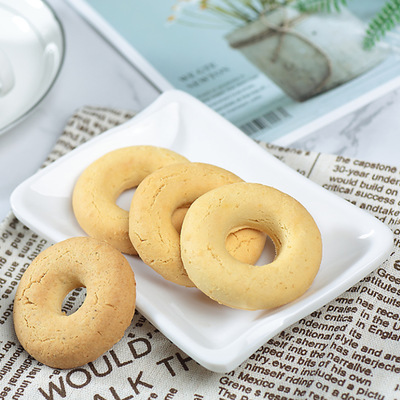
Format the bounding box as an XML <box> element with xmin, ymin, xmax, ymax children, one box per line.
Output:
<box><xmin>180</xmin><ymin>182</ymin><xmax>322</xmax><ymax>310</ymax></box>
<box><xmin>13</xmin><ymin>237</ymin><xmax>136</xmax><ymax>369</ymax></box>
<box><xmin>129</xmin><ymin>162</ymin><xmax>266</xmax><ymax>287</ymax></box>
<box><xmin>72</xmin><ymin>146</ymin><xmax>188</xmax><ymax>254</ymax></box>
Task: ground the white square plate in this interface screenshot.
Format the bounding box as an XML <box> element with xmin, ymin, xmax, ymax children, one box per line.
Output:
<box><xmin>11</xmin><ymin>90</ymin><xmax>393</xmax><ymax>372</ymax></box>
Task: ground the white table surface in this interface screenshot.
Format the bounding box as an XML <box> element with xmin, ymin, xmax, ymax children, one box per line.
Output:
<box><xmin>0</xmin><ymin>0</ymin><xmax>399</xmax><ymax>222</ymax></box>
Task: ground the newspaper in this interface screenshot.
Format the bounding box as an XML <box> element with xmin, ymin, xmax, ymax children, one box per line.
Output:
<box><xmin>0</xmin><ymin>107</ymin><xmax>399</xmax><ymax>400</ymax></box>
<box><xmin>65</xmin><ymin>0</ymin><xmax>400</xmax><ymax>145</ymax></box>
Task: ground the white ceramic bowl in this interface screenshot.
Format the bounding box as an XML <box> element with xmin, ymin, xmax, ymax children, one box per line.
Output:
<box><xmin>0</xmin><ymin>0</ymin><xmax>65</xmax><ymax>133</ymax></box>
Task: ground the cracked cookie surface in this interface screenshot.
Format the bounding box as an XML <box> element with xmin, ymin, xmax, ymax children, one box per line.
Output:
<box><xmin>129</xmin><ymin>162</ymin><xmax>266</xmax><ymax>287</ymax></box>
<box><xmin>13</xmin><ymin>237</ymin><xmax>136</xmax><ymax>369</ymax></box>
<box><xmin>180</xmin><ymin>182</ymin><xmax>322</xmax><ymax>310</ymax></box>
<box><xmin>72</xmin><ymin>146</ymin><xmax>188</xmax><ymax>254</ymax></box>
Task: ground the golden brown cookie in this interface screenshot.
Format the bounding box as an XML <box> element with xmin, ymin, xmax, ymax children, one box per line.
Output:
<box><xmin>13</xmin><ymin>237</ymin><xmax>136</xmax><ymax>369</ymax></box>
<box><xmin>180</xmin><ymin>182</ymin><xmax>322</xmax><ymax>310</ymax></box>
<box><xmin>72</xmin><ymin>146</ymin><xmax>188</xmax><ymax>254</ymax></box>
<box><xmin>129</xmin><ymin>162</ymin><xmax>266</xmax><ymax>287</ymax></box>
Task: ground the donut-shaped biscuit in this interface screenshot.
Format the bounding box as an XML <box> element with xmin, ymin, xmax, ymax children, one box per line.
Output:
<box><xmin>180</xmin><ymin>182</ymin><xmax>322</xmax><ymax>310</ymax></box>
<box><xmin>129</xmin><ymin>163</ymin><xmax>266</xmax><ymax>287</ymax></box>
<box><xmin>72</xmin><ymin>146</ymin><xmax>188</xmax><ymax>254</ymax></box>
<box><xmin>13</xmin><ymin>237</ymin><xmax>136</xmax><ymax>369</ymax></box>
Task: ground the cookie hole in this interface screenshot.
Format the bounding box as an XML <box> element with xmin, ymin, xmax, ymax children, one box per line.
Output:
<box><xmin>116</xmin><ymin>188</ymin><xmax>136</xmax><ymax>211</ymax></box>
<box><xmin>172</xmin><ymin>206</ymin><xmax>190</xmax><ymax>233</ymax></box>
<box><xmin>61</xmin><ymin>287</ymin><xmax>87</xmax><ymax>316</ymax></box>
<box><xmin>254</xmin><ymin>235</ymin><xmax>276</xmax><ymax>266</ymax></box>
<box><xmin>226</xmin><ymin>228</ymin><xmax>276</xmax><ymax>266</ymax></box>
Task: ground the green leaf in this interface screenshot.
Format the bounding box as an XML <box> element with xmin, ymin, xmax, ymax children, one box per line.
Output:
<box><xmin>295</xmin><ymin>0</ymin><xmax>349</xmax><ymax>13</ymax></box>
<box><xmin>363</xmin><ymin>0</ymin><xmax>400</xmax><ymax>49</ymax></box>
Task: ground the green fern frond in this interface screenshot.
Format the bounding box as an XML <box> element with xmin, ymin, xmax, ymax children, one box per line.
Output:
<box><xmin>295</xmin><ymin>0</ymin><xmax>349</xmax><ymax>13</ymax></box>
<box><xmin>364</xmin><ymin>0</ymin><xmax>400</xmax><ymax>49</ymax></box>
